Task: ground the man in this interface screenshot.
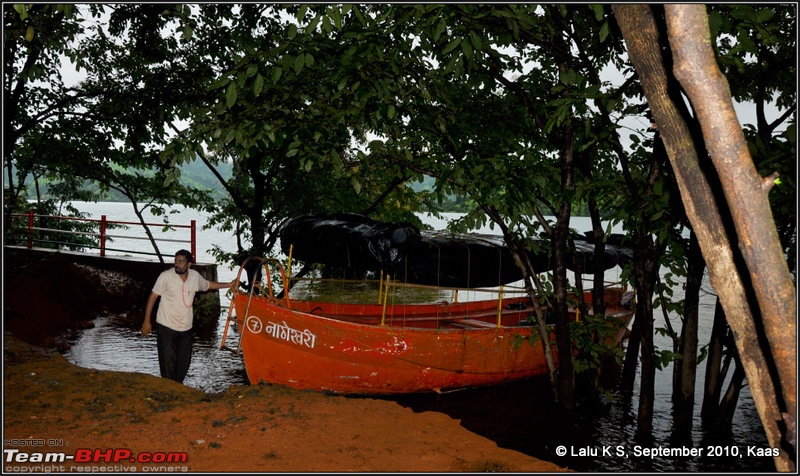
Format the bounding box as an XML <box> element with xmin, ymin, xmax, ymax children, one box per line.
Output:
<box><xmin>141</xmin><ymin>249</ymin><xmax>234</xmax><ymax>384</ymax></box>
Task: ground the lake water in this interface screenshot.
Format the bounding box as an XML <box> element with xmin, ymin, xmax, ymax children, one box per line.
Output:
<box><xmin>60</xmin><ymin>201</ymin><xmax>772</xmax><ymax>472</ymax></box>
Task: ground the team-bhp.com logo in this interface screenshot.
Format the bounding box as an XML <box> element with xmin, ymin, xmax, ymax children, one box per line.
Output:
<box><xmin>4</xmin><ymin>448</ymin><xmax>189</xmax><ymax>472</ymax></box>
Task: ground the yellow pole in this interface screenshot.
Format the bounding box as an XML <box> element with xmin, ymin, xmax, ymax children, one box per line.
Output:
<box><xmin>496</xmin><ymin>285</ymin><xmax>504</xmax><ymax>328</ymax></box>
<box><xmin>379</xmin><ymin>269</ymin><xmax>384</xmax><ymax>305</ymax></box>
<box><xmin>575</xmin><ymin>307</ymin><xmax>580</xmax><ymax>322</ymax></box>
<box><xmin>381</xmin><ymin>274</ymin><xmax>391</xmax><ymax>326</ymax></box>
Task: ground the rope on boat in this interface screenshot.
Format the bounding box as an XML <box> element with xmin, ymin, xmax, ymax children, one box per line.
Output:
<box><xmin>378</xmin><ymin>269</ymin><xmax>383</xmax><ymax>305</ymax></box>
<box><xmin>287</xmin><ymin>244</ymin><xmax>293</xmax><ymax>278</ymax></box>
<box><xmin>220</xmin><ymin>256</ymin><xmax>293</xmax><ymax>354</ymax></box>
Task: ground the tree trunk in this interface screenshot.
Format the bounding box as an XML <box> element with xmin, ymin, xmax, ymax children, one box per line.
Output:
<box><xmin>490</xmin><ymin>212</ymin><xmax>560</xmax><ymax>404</ymax></box>
<box><xmin>130</xmin><ymin>202</ymin><xmax>164</xmax><ymax>264</ymax></box>
<box><xmin>701</xmin><ymin>299</ymin><xmax>727</xmax><ymax>424</ymax></box>
<box><xmin>576</xmin><ymin>154</ymin><xmax>608</xmax><ymax>318</ymax></box>
<box><xmin>552</xmin><ymin>120</ymin><xmax>577</xmax><ymax>414</ymax></box>
<box><xmin>715</xmin><ymin>360</ymin><xmax>747</xmax><ymax>430</ymax></box>
<box><xmin>673</xmin><ymin>231</ymin><xmax>703</xmax><ymax>436</ymax></box>
<box><xmin>632</xmin><ymin>230</ymin><xmax>659</xmax><ymax>440</ymax></box>
<box><xmin>664</xmin><ymin>8</ymin><xmax>796</xmax><ymax>463</ymax></box>
<box><xmin>620</xmin><ymin>308</ymin><xmax>641</xmax><ymax>395</ymax></box>
<box><xmin>614</xmin><ymin>4</ymin><xmax>795</xmax><ymax>470</ymax></box>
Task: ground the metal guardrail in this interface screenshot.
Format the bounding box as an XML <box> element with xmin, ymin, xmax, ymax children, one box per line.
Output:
<box><xmin>8</xmin><ymin>210</ymin><xmax>196</xmax><ymax>260</ymax></box>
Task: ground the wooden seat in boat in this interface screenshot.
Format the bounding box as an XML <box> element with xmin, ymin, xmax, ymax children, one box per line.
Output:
<box><xmin>449</xmin><ymin>318</ymin><xmax>499</xmax><ymax>329</ymax></box>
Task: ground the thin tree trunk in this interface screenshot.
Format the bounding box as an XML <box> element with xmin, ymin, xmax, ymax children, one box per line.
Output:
<box><xmin>489</xmin><ymin>211</ymin><xmax>560</xmax><ymax>404</ymax></box>
<box><xmin>553</xmin><ymin>124</ymin><xmax>576</xmax><ymax>414</ymax></box>
<box><xmin>673</xmin><ymin>231</ymin><xmax>703</xmax><ymax>435</ymax></box>
<box><xmin>701</xmin><ymin>299</ymin><xmax>727</xmax><ymax>424</ymax></box>
<box><xmin>715</xmin><ymin>360</ymin><xmax>747</xmax><ymax>430</ymax></box>
<box><xmin>620</xmin><ymin>308</ymin><xmax>642</xmax><ymax>394</ymax></box>
<box><xmin>633</xmin><ymin>230</ymin><xmax>659</xmax><ymax>439</ymax></box>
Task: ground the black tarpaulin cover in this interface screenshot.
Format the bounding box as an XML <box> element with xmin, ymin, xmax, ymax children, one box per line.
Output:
<box><xmin>279</xmin><ymin>213</ymin><xmax>632</xmax><ymax>288</ymax></box>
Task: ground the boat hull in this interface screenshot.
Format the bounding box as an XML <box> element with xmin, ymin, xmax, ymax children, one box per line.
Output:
<box><xmin>238</xmin><ymin>311</ymin><xmax>548</xmax><ymax>393</ymax></box>
<box><xmin>233</xmin><ymin>291</ymin><xmax>632</xmax><ymax>395</ymax></box>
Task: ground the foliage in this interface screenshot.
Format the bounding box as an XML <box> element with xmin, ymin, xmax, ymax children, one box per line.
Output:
<box><xmin>569</xmin><ymin>313</ymin><xmax>626</xmax><ymax>375</ymax></box>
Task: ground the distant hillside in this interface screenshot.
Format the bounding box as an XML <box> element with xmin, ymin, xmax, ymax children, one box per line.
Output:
<box><xmin>177</xmin><ymin>159</ymin><xmax>232</xmax><ymax>197</ymax></box>
<box><xmin>20</xmin><ymin>162</ymin><xmax>489</xmax><ymax>213</ymax></box>
<box><xmin>22</xmin><ymin>160</ymin><xmax>233</xmax><ymax>202</ymax></box>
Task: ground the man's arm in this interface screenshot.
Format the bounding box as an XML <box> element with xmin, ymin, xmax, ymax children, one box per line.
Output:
<box><xmin>207</xmin><ymin>280</ymin><xmax>235</xmax><ymax>291</ymax></box>
<box><xmin>141</xmin><ymin>292</ymin><xmax>159</xmax><ymax>337</ymax></box>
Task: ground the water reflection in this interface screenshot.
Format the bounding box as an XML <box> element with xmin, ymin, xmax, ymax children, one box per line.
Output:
<box><xmin>380</xmin><ymin>378</ymin><xmax>773</xmax><ymax>472</ymax></box>
<box><xmin>64</xmin><ymin>311</ymin><xmax>248</xmax><ymax>394</ymax></box>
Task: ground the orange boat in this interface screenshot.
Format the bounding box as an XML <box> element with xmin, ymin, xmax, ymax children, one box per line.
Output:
<box><xmin>222</xmin><ymin>258</ymin><xmax>634</xmax><ymax>395</ymax></box>
<box><xmin>220</xmin><ymin>214</ymin><xmax>635</xmax><ymax>395</ymax></box>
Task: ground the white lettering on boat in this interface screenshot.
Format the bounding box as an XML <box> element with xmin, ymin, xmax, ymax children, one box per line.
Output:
<box><xmin>245</xmin><ymin>316</ymin><xmax>264</xmax><ymax>334</ymax></box>
<box><xmin>247</xmin><ymin>317</ymin><xmax>317</xmax><ymax>349</ymax></box>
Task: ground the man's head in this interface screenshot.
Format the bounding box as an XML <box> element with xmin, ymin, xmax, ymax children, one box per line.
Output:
<box><xmin>174</xmin><ymin>249</ymin><xmax>193</xmax><ymax>275</ymax></box>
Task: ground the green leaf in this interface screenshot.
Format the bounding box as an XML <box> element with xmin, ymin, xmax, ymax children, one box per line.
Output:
<box><xmin>442</xmin><ymin>38</ymin><xmax>462</xmax><ymax>54</ymax></box>
<box><xmin>599</xmin><ymin>21</ymin><xmax>609</xmax><ymax>43</ymax></box>
<box><xmin>470</xmin><ymin>31</ymin><xmax>483</xmax><ymax>51</ymax></box>
<box><xmin>254</xmin><ymin>73</ymin><xmax>264</xmax><ymax>97</ymax></box>
<box><xmin>305</xmin><ymin>52</ymin><xmax>315</xmax><ymax>67</ymax></box>
<box><xmin>225</xmin><ymin>82</ymin><xmax>237</xmax><ymax>108</ymax></box>
<box><xmin>434</xmin><ymin>19</ymin><xmax>446</xmax><ymax>42</ymax></box>
<box><xmin>461</xmin><ymin>39</ymin><xmax>473</xmax><ymax>59</ymax></box>
<box><xmin>331</xmin><ymin>6</ymin><xmax>342</xmax><ymax>30</ymax></box>
<box><xmin>707</xmin><ymin>11</ymin><xmax>723</xmax><ymax>38</ymax></box>
<box><xmin>306</xmin><ymin>14</ymin><xmax>321</xmax><ymax>32</ymax></box>
<box><xmin>591</xmin><ymin>4</ymin><xmax>605</xmax><ymax>21</ymax></box>
<box><xmin>209</xmin><ymin>77</ymin><xmax>230</xmax><ymax>91</ymax></box>
<box><xmin>294</xmin><ymin>54</ymin><xmax>305</xmax><ymax>75</ymax></box>
<box><xmin>755</xmin><ymin>7</ymin><xmax>775</xmax><ymax>22</ymax></box>
<box><xmin>272</xmin><ymin>67</ymin><xmax>283</xmax><ymax>84</ymax></box>
<box><xmin>13</xmin><ymin>4</ymin><xmax>27</xmax><ymax>20</ymax></box>
<box><xmin>321</xmin><ymin>15</ymin><xmax>332</xmax><ymax>33</ymax></box>
<box><xmin>296</xmin><ymin>5</ymin><xmax>308</xmax><ymax>22</ymax></box>
<box><xmin>353</xmin><ymin>6</ymin><xmax>367</xmax><ymax>25</ymax></box>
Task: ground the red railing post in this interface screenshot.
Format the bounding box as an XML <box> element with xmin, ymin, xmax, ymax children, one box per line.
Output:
<box><xmin>100</xmin><ymin>215</ymin><xmax>107</xmax><ymax>257</ymax></box>
<box><xmin>190</xmin><ymin>220</ymin><xmax>197</xmax><ymax>261</ymax></box>
<box><xmin>27</xmin><ymin>210</ymin><xmax>34</xmax><ymax>249</ymax></box>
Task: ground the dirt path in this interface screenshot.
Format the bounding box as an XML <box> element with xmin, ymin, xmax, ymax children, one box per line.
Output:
<box><xmin>3</xmin><ymin>336</ymin><xmax>567</xmax><ymax>472</ymax></box>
